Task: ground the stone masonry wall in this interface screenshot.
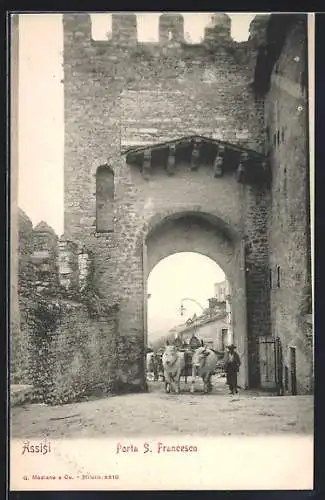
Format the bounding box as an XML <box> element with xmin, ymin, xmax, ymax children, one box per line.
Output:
<box><xmin>63</xmin><ymin>14</ymin><xmax>266</xmax><ymax>243</ymax></box>
<box><xmin>264</xmin><ymin>17</ymin><xmax>313</xmax><ymax>394</ymax></box>
<box><xmin>244</xmin><ymin>186</ymin><xmax>272</xmax><ymax>387</ymax></box>
<box><xmin>11</xmin><ymin>209</ymin><xmax>34</xmax><ymax>382</ymax></box>
<box><xmin>18</xmin><ymin>292</ymin><xmax>118</xmax><ymax>404</ymax></box>
<box><xmin>28</xmin><ymin>299</ymin><xmax>118</xmax><ymax>404</ymax></box>
<box><xmin>13</xmin><ymin>211</ymin><xmax>119</xmax><ymax>404</ymax></box>
<box><xmin>63</xmin><ymin>13</ymin><xmax>270</xmax><ymax>390</ymax></box>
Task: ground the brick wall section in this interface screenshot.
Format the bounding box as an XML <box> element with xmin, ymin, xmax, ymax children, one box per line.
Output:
<box><xmin>13</xmin><ymin>213</ymin><xmax>120</xmax><ymax>403</ymax></box>
<box><xmin>16</xmin><ymin>296</ymin><xmax>37</xmax><ymax>385</ymax></box>
<box><xmin>11</xmin><ymin>210</ymin><xmax>34</xmax><ymax>382</ymax></box>
<box><xmin>32</xmin><ymin>222</ymin><xmax>59</xmax><ymax>295</ymax></box>
<box><xmin>244</xmin><ymin>185</ymin><xmax>272</xmax><ymax>387</ymax></box>
<box><xmin>18</xmin><ymin>292</ymin><xmax>118</xmax><ymax>404</ymax></box>
<box><xmin>63</xmin><ymin>14</ymin><xmax>265</xmax><ymax>244</ymax></box>
<box><xmin>119</xmin><ymin>75</ymin><xmax>263</xmax><ymax>149</ymax></box>
<box><xmin>18</xmin><ymin>295</ymin><xmax>119</xmax><ymax>404</ymax></box>
<box><xmin>62</xmin><ymin>14</ymin><xmax>269</xmax><ymax>390</ymax></box>
<box><xmin>18</xmin><ymin>209</ymin><xmax>34</xmax><ymax>293</ymax></box>
<box><xmin>40</xmin><ymin>301</ymin><xmax>118</xmax><ymax>404</ymax></box>
<box><xmin>264</xmin><ymin>18</ymin><xmax>312</xmax><ymax>393</ymax></box>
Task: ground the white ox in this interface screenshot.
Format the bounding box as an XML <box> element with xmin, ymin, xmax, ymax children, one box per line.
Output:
<box><xmin>191</xmin><ymin>346</ymin><xmax>218</xmax><ymax>393</ymax></box>
<box><xmin>162</xmin><ymin>345</ymin><xmax>185</xmax><ymax>393</ymax></box>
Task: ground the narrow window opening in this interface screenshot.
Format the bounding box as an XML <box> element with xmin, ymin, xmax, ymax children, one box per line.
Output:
<box><xmin>96</xmin><ymin>165</ymin><xmax>114</xmax><ymax>233</ymax></box>
<box><xmin>221</xmin><ymin>328</ymin><xmax>228</xmax><ymax>351</ymax></box>
<box><xmin>276</xmin><ymin>265</ymin><xmax>281</xmax><ymax>288</ymax></box>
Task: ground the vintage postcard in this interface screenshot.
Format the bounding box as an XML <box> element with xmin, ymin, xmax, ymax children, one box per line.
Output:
<box><xmin>9</xmin><ymin>12</ymin><xmax>314</xmax><ymax>491</ymax></box>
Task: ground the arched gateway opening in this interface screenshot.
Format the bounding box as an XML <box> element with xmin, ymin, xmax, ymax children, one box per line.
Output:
<box><xmin>147</xmin><ymin>252</ymin><xmax>233</xmax><ymax>360</ymax></box>
<box><xmin>142</xmin><ymin>211</ymin><xmax>248</xmax><ymax>388</ymax></box>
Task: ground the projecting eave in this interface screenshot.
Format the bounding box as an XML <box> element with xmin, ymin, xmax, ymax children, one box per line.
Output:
<box><xmin>122</xmin><ymin>134</ymin><xmax>270</xmax><ymax>186</ymax></box>
<box><xmin>121</xmin><ymin>135</ymin><xmax>265</xmax><ymax>159</ymax></box>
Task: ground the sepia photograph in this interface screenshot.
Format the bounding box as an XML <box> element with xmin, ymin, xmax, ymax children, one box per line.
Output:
<box><xmin>9</xmin><ymin>11</ymin><xmax>314</xmax><ymax>491</ymax></box>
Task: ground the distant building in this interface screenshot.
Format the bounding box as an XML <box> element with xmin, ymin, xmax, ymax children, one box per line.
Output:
<box><xmin>180</xmin><ymin>309</ymin><xmax>230</xmax><ymax>353</ymax></box>
<box><xmin>163</xmin><ymin>297</ymin><xmax>231</xmax><ymax>353</ymax></box>
<box><xmin>156</xmin><ymin>282</ymin><xmax>234</xmax><ymax>352</ymax></box>
<box><xmin>214</xmin><ymin>280</ymin><xmax>230</xmax><ymax>302</ymax></box>
<box><xmin>214</xmin><ymin>279</ymin><xmax>232</xmax><ymax>342</ymax></box>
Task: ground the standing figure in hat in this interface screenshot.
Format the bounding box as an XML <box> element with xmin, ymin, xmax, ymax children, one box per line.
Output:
<box><xmin>224</xmin><ymin>344</ymin><xmax>241</xmax><ymax>395</ymax></box>
<box><xmin>173</xmin><ymin>332</ymin><xmax>183</xmax><ymax>349</ymax></box>
<box><xmin>189</xmin><ymin>332</ymin><xmax>201</xmax><ymax>350</ymax></box>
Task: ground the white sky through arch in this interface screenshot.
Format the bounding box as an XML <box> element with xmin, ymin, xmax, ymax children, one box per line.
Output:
<box><xmin>147</xmin><ymin>252</ymin><xmax>225</xmax><ymax>340</ymax></box>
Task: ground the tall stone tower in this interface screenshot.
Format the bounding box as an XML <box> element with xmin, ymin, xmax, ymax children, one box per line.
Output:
<box><xmin>62</xmin><ymin>13</ymin><xmax>279</xmax><ymax>391</ymax></box>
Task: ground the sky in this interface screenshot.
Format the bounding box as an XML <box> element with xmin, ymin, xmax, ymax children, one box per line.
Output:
<box><xmin>147</xmin><ymin>253</ymin><xmax>225</xmax><ymax>340</ymax></box>
<box><xmin>15</xmin><ymin>13</ymin><xmax>254</xmax><ymax>337</ymax></box>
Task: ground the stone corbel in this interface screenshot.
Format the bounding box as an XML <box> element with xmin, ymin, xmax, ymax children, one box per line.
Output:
<box><xmin>142</xmin><ymin>150</ymin><xmax>152</xmax><ymax>180</ymax></box>
<box><xmin>236</xmin><ymin>151</ymin><xmax>249</xmax><ymax>183</ymax></box>
<box><xmin>167</xmin><ymin>144</ymin><xmax>176</xmax><ymax>176</ymax></box>
<box><xmin>213</xmin><ymin>145</ymin><xmax>225</xmax><ymax>178</ymax></box>
<box><xmin>190</xmin><ymin>139</ymin><xmax>201</xmax><ymax>171</ymax></box>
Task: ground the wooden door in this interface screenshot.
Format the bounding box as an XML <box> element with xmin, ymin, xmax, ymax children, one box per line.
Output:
<box><xmin>289</xmin><ymin>346</ymin><xmax>297</xmax><ymax>395</ymax></box>
<box><xmin>257</xmin><ymin>336</ymin><xmax>276</xmax><ymax>390</ymax></box>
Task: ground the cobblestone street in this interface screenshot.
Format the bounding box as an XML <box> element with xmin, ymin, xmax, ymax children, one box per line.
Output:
<box><xmin>11</xmin><ymin>377</ymin><xmax>313</xmax><ymax>438</ymax></box>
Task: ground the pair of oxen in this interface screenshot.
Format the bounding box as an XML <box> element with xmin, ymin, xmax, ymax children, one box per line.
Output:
<box><xmin>162</xmin><ymin>344</ymin><xmax>218</xmax><ymax>394</ymax></box>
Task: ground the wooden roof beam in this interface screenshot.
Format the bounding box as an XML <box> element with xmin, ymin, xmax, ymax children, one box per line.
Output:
<box><xmin>123</xmin><ymin>135</ymin><xmax>265</xmax><ymax>160</ymax></box>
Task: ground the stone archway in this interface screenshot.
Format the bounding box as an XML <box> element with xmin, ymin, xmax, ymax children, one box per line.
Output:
<box><xmin>89</xmin><ymin>135</ymin><xmax>269</xmax><ymax>393</ymax></box>
<box><xmin>142</xmin><ymin>210</ymin><xmax>249</xmax><ymax>388</ymax></box>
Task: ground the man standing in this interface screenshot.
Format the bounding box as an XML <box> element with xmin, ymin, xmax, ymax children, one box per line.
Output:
<box><xmin>189</xmin><ymin>332</ymin><xmax>201</xmax><ymax>350</ymax></box>
<box><xmin>173</xmin><ymin>333</ymin><xmax>183</xmax><ymax>348</ymax></box>
<box><xmin>224</xmin><ymin>344</ymin><xmax>241</xmax><ymax>395</ymax></box>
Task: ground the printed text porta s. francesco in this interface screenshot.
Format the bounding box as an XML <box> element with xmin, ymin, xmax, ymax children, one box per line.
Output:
<box><xmin>116</xmin><ymin>442</ymin><xmax>198</xmax><ymax>454</ymax></box>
